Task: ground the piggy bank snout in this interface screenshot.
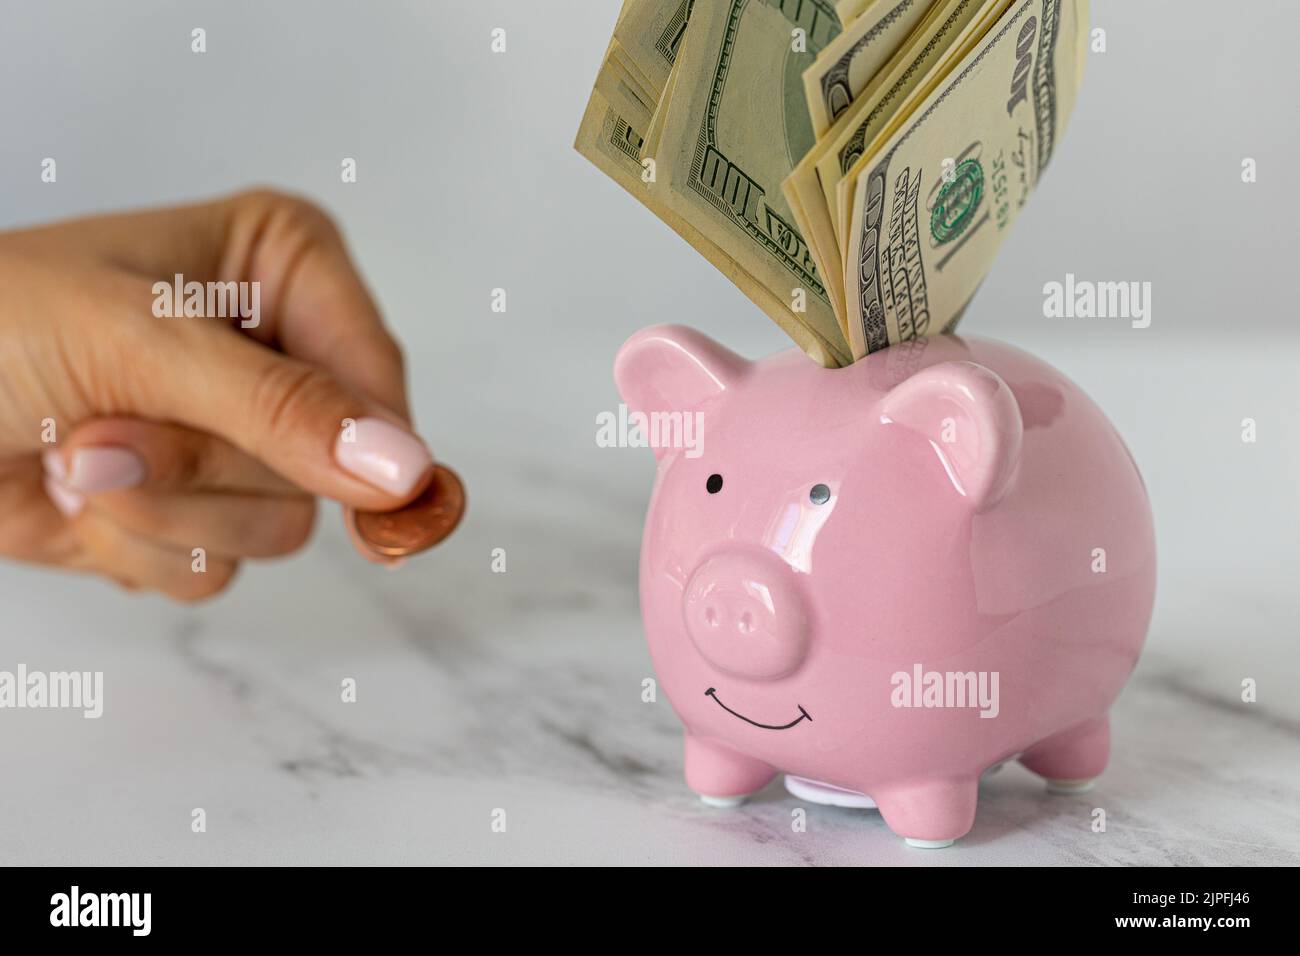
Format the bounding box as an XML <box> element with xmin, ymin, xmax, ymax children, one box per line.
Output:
<box><xmin>683</xmin><ymin>552</ymin><xmax>810</xmax><ymax>680</ymax></box>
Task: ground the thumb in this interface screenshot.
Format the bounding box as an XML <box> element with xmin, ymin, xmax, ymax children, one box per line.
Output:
<box><xmin>136</xmin><ymin>319</ymin><xmax>433</xmax><ymax>511</ymax></box>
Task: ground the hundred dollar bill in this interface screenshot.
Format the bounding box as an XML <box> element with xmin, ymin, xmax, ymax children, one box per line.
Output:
<box><xmin>785</xmin><ymin>0</ymin><xmax>1001</xmax><ymax>332</ymax></box>
<box><xmin>594</xmin><ymin>40</ymin><xmax>657</xmax><ymax>129</ymax></box>
<box><xmin>652</xmin><ymin>0</ymin><xmax>852</xmax><ymax>367</ymax></box>
<box><xmin>575</xmin><ymin>88</ymin><xmax>849</xmax><ymax>367</ymax></box>
<box><xmin>609</xmin><ymin>42</ymin><xmax>657</xmax><ymax>103</ymax></box>
<box><xmin>830</xmin><ymin>0</ymin><xmax>1009</xmax><ymax>244</ymax></box>
<box><xmin>790</xmin><ymin>0</ymin><xmax>1004</xmax><ymax>273</ymax></box>
<box><xmin>795</xmin><ymin>0</ymin><xmax>966</xmax><ymax>335</ymax></box>
<box><xmin>802</xmin><ymin>0</ymin><xmax>933</xmax><ymax>138</ymax></box>
<box><xmin>642</xmin><ymin>54</ymin><xmax>681</xmax><ymax>162</ymax></box>
<box><xmin>843</xmin><ymin>0</ymin><xmax>1086</xmax><ymax>356</ymax></box>
<box><xmin>613</xmin><ymin>0</ymin><xmax>696</xmax><ymax>101</ymax></box>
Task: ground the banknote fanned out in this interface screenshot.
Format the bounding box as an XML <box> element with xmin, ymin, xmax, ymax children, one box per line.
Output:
<box><xmin>576</xmin><ymin>0</ymin><xmax>1088</xmax><ymax>365</ymax></box>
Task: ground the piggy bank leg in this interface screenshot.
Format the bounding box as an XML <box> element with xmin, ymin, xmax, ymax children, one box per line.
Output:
<box><xmin>873</xmin><ymin>778</ymin><xmax>980</xmax><ymax>848</ymax></box>
<box><xmin>684</xmin><ymin>733</ymin><xmax>775</xmax><ymax>808</ymax></box>
<box><xmin>1019</xmin><ymin>715</ymin><xmax>1110</xmax><ymax>793</ymax></box>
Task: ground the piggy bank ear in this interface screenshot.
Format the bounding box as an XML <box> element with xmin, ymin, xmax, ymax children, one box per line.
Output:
<box><xmin>878</xmin><ymin>360</ymin><xmax>1023</xmax><ymax>512</ymax></box>
<box><xmin>614</xmin><ymin>324</ymin><xmax>747</xmax><ymax>418</ymax></box>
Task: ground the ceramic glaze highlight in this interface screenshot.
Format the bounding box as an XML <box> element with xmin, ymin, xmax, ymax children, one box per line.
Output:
<box><xmin>614</xmin><ymin>326</ymin><xmax>1156</xmax><ymax>847</ymax></box>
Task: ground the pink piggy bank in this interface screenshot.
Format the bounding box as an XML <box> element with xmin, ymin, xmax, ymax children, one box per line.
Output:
<box><xmin>614</xmin><ymin>326</ymin><xmax>1155</xmax><ymax>848</ymax></box>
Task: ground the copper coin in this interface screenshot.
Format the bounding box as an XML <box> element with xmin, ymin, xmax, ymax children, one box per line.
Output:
<box><xmin>351</xmin><ymin>464</ymin><xmax>466</xmax><ymax>557</ymax></box>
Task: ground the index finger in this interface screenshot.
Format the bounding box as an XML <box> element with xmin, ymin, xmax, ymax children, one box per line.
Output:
<box><xmin>11</xmin><ymin>189</ymin><xmax>412</xmax><ymax>422</ymax></box>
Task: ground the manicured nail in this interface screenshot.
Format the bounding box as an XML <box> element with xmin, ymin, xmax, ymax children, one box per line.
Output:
<box><xmin>41</xmin><ymin>447</ymin><xmax>67</xmax><ymax>481</ymax></box>
<box><xmin>43</xmin><ymin>474</ymin><xmax>85</xmax><ymax>518</ymax></box>
<box><xmin>65</xmin><ymin>447</ymin><xmax>146</xmax><ymax>493</ymax></box>
<box><xmin>334</xmin><ymin>417</ymin><xmax>432</xmax><ymax>497</ymax></box>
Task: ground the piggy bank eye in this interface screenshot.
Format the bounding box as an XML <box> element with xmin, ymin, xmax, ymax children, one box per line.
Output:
<box><xmin>706</xmin><ymin>473</ymin><xmax>724</xmax><ymax>494</ymax></box>
<box><xmin>809</xmin><ymin>483</ymin><xmax>831</xmax><ymax>505</ymax></box>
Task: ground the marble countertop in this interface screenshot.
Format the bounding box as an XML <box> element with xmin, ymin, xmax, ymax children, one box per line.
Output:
<box><xmin>3</xmin><ymin>331</ymin><xmax>1297</xmax><ymax>867</ymax></box>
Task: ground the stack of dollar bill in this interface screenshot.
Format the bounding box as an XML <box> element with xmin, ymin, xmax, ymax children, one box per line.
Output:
<box><xmin>576</xmin><ymin>0</ymin><xmax>1088</xmax><ymax>366</ymax></box>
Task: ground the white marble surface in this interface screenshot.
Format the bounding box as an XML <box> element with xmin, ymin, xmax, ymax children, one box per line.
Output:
<box><xmin>1</xmin><ymin>0</ymin><xmax>1299</xmax><ymax>866</ymax></box>
<box><xmin>2</xmin><ymin>330</ymin><xmax>1298</xmax><ymax>867</ymax></box>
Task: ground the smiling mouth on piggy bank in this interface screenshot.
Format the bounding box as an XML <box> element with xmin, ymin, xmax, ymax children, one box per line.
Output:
<box><xmin>705</xmin><ymin>688</ymin><xmax>812</xmax><ymax>730</ymax></box>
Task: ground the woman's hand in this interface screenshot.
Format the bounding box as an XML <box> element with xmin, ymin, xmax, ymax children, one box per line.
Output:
<box><xmin>0</xmin><ymin>189</ymin><xmax>433</xmax><ymax>599</ymax></box>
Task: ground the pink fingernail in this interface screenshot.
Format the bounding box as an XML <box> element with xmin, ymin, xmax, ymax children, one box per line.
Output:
<box><xmin>334</xmin><ymin>417</ymin><xmax>432</xmax><ymax>497</ymax></box>
<box><xmin>43</xmin><ymin>474</ymin><xmax>85</xmax><ymax>518</ymax></box>
<box><xmin>41</xmin><ymin>447</ymin><xmax>67</xmax><ymax>481</ymax></box>
<box><xmin>65</xmin><ymin>447</ymin><xmax>146</xmax><ymax>493</ymax></box>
